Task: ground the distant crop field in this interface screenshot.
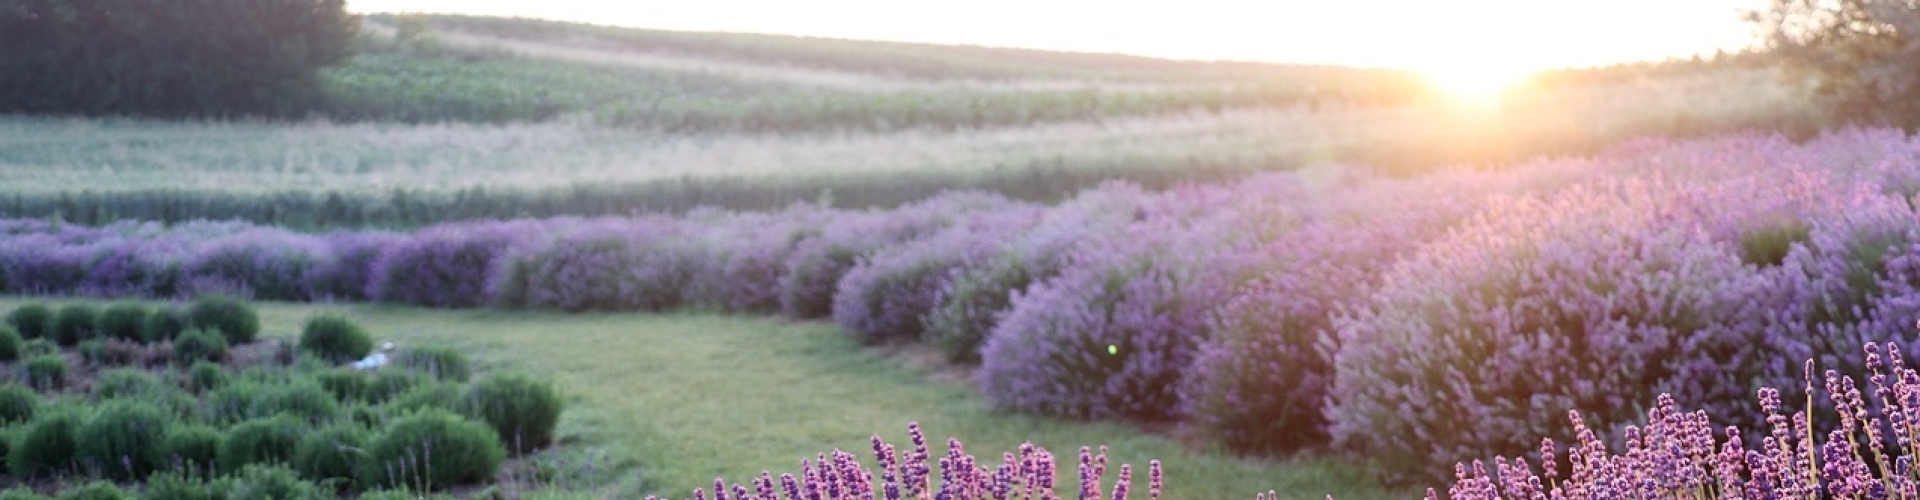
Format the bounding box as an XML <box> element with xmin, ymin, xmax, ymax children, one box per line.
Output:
<box><xmin>0</xmin><ymin>66</ymin><xmax>1811</xmax><ymax>229</ymax></box>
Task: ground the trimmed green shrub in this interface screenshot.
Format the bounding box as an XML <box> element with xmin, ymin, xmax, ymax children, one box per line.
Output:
<box><xmin>386</xmin><ymin>381</ymin><xmax>467</xmax><ymax>415</ymax></box>
<box><xmin>0</xmin><ymin>385</ymin><xmax>34</xmax><ymax>426</ymax></box>
<box><xmin>143</xmin><ymin>307</ymin><xmax>188</xmax><ymax>342</ymax></box>
<box><xmin>316</xmin><ymin>370</ymin><xmax>368</xmax><ymax>403</ymax></box>
<box><xmin>467</xmin><ymin>372</ymin><xmax>564</xmax><ymax>454</ymax></box>
<box><xmin>362</xmin><ymin>409</ymin><xmax>505</xmax><ymax>491</ymax></box>
<box><xmin>209</xmin><ymin>379</ymin><xmax>338</xmax><ymax>425</ymax></box>
<box><xmin>0</xmin><ymin>325</ymin><xmax>21</xmax><ymax>362</ymax></box>
<box><xmin>76</xmin><ymin>400</ymin><xmax>170</xmax><ymax>480</ymax></box>
<box><xmin>395</xmin><ymin>346</ymin><xmax>470</xmax><ymax>382</ymax></box>
<box><xmin>142</xmin><ymin>472</ymin><xmax>213</xmax><ymax>500</ymax></box>
<box><xmin>55</xmin><ymin>482</ymin><xmax>129</xmax><ymax>500</ymax></box>
<box><xmin>76</xmin><ymin>339</ymin><xmax>105</xmax><ymax>366</ymax></box>
<box><xmin>186</xmin><ymin>361</ymin><xmax>229</xmax><ymax>393</ymax></box>
<box><xmin>95</xmin><ymin>303</ymin><xmax>149</xmax><ymax>343</ymax></box>
<box><xmin>0</xmin><ymin>428</ymin><xmax>10</xmax><ymax>475</ymax></box>
<box><xmin>209</xmin><ymin>382</ymin><xmax>269</xmax><ymax>425</ymax></box>
<box><xmin>172</xmin><ymin>328</ymin><xmax>228</xmax><ymax>366</ymax></box>
<box><xmin>291</xmin><ymin>423</ymin><xmax>371</xmax><ymax>491</ymax></box>
<box><xmin>21</xmin><ymin>338</ymin><xmax>56</xmax><ymax>357</ymax></box>
<box><xmin>0</xmin><ymin>490</ymin><xmax>48</xmax><ymax>500</ymax></box>
<box><xmin>363</xmin><ymin>371</ymin><xmax>422</xmax><ymax>403</ymax></box>
<box><xmin>217</xmin><ymin>415</ymin><xmax>307</xmax><ymax>474</ymax></box>
<box><xmin>186</xmin><ymin>296</ymin><xmax>259</xmax><ymax>345</ymax></box>
<box><xmin>297</xmin><ymin>314</ymin><xmax>373</xmax><ymax>364</ymax></box>
<box><xmin>51</xmin><ymin>304</ymin><xmax>98</xmax><ymax>347</ymax></box>
<box><xmin>260</xmin><ymin>380</ymin><xmax>341</xmax><ymax>425</ymax></box>
<box><xmin>158</xmin><ymin>425</ymin><xmax>222</xmax><ymax>476</ymax></box>
<box><xmin>25</xmin><ymin>354</ymin><xmax>67</xmax><ymax>390</ymax></box>
<box><xmin>91</xmin><ymin>368</ymin><xmax>167</xmax><ymax>401</ymax></box>
<box><xmin>347</xmin><ymin>404</ymin><xmax>384</xmax><ymax>429</ymax></box>
<box><xmin>6</xmin><ymin>303</ymin><xmax>52</xmax><ymax>340</ymax></box>
<box><xmin>225</xmin><ymin>464</ymin><xmax>327</xmax><ymax>500</ymax></box>
<box><xmin>8</xmin><ymin>409</ymin><xmax>79</xmax><ymax>479</ymax></box>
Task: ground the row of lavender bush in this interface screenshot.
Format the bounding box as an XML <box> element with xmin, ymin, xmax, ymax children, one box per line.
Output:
<box><xmin>3</xmin><ymin>129</ymin><xmax>1919</xmax><ymax>484</ymax></box>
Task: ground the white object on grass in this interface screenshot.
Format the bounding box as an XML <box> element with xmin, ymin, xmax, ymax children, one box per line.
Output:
<box><xmin>350</xmin><ymin>342</ymin><xmax>398</xmax><ymax>370</ymax></box>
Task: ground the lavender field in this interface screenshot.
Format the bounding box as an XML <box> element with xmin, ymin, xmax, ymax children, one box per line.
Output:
<box><xmin>6</xmin><ymin>126</ymin><xmax>1918</xmax><ymax>494</ymax></box>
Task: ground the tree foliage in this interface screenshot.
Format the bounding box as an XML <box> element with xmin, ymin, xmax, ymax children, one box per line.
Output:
<box><xmin>1751</xmin><ymin>0</ymin><xmax>1920</xmax><ymax>127</ymax></box>
<box><xmin>0</xmin><ymin>0</ymin><xmax>357</xmax><ymax>118</ymax></box>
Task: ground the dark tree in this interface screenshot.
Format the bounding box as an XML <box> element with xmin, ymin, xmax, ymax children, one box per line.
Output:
<box><xmin>0</xmin><ymin>0</ymin><xmax>357</xmax><ymax>118</ymax></box>
<box><xmin>1750</xmin><ymin>0</ymin><xmax>1920</xmax><ymax>129</ymax></box>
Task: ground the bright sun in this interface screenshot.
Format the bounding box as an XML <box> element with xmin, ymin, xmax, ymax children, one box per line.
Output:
<box><xmin>1420</xmin><ymin>61</ymin><xmax>1538</xmax><ymax>107</ymax></box>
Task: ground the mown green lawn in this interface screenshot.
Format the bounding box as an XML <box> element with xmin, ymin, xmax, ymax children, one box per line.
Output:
<box><xmin>3</xmin><ymin>298</ymin><xmax>1412</xmax><ymax>499</ymax></box>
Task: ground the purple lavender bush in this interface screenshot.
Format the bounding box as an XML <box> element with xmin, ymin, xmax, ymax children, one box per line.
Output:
<box><xmin>978</xmin><ymin>183</ymin><xmax>1269</xmax><ymax>422</ymax></box>
<box><xmin>832</xmin><ymin>205</ymin><xmax>1039</xmax><ymax>345</ymax></box>
<box><xmin>368</xmin><ymin>220</ymin><xmax>552</xmax><ymax>307</ymax></box>
<box><xmin>1431</xmin><ymin>340</ymin><xmax>1920</xmax><ymax>500</ymax></box>
<box><xmin>1742</xmin><ymin>186</ymin><xmax>1920</xmax><ymax>421</ymax></box>
<box><xmin>179</xmin><ymin>227</ymin><xmax>332</xmax><ymax>301</ymax></box>
<box><xmin>304</xmin><ymin>230</ymin><xmax>400</xmax><ymax>301</ymax></box>
<box><xmin>924</xmin><ymin>182</ymin><xmax>1150</xmax><ymax>364</ymax></box>
<box><xmin>1323</xmin><ymin>175</ymin><xmax>1845</xmax><ymax>484</ymax></box>
<box><xmin>698</xmin><ymin>206</ymin><xmax>834</xmax><ymax>314</ymax></box>
<box><xmin>779</xmin><ymin>192</ymin><xmax>1010</xmax><ymax>319</ymax></box>
<box><xmin>0</xmin><ymin>234</ymin><xmax>93</xmax><ymax>295</ymax></box>
<box><xmin>1177</xmin><ymin>164</ymin><xmax>1586</xmax><ymax>457</ymax></box>
<box><xmin>508</xmin><ymin>216</ymin><xmax>702</xmax><ymax>312</ymax></box>
<box><xmin>642</xmin><ymin>422</ymin><xmax>1161</xmax><ymax>500</ymax></box>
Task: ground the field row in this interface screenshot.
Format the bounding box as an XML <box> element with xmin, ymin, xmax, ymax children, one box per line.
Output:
<box><xmin>0</xmin><ymin>67</ymin><xmax>1812</xmax><ymax>230</ymax></box>
<box><xmin>3</xmin><ymin>129</ymin><xmax>1918</xmax><ymax>489</ymax></box>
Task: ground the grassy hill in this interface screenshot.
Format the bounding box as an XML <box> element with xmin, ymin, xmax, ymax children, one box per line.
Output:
<box><xmin>0</xmin><ymin>14</ymin><xmax>1818</xmax><ymax>229</ymax></box>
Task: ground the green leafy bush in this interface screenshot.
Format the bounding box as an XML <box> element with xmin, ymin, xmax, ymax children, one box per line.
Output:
<box><xmin>95</xmin><ymin>303</ymin><xmax>149</xmax><ymax>343</ymax></box>
<box><xmin>260</xmin><ymin>380</ymin><xmax>342</xmax><ymax>425</ymax></box>
<box><xmin>8</xmin><ymin>409</ymin><xmax>79</xmax><ymax>479</ymax></box>
<box><xmin>172</xmin><ymin>327</ymin><xmax>229</xmax><ymax>365</ymax></box>
<box><xmin>394</xmin><ymin>346</ymin><xmax>470</xmax><ymax>382</ymax></box>
<box><xmin>187</xmin><ymin>296</ymin><xmax>260</xmax><ymax>345</ymax></box>
<box><xmin>386</xmin><ymin>381</ymin><xmax>467</xmax><ymax>415</ymax></box>
<box><xmin>51</xmin><ymin>303</ymin><xmax>98</xmax><ymax>346</ymax></box>
<box><xmin>218</xmin><ymin>415</ymin><xmax>307</xmax><ymax>474</ymax></box>
<box><xmin>363</xmin><ymin>371</ymin><xmax>423</xmax><ymax>403</ymax></box>
<box><xmin>75</xmin><ymin>339</ymin><xmax>105</xmax><ymax>366</ymax></box>
<box><xmin>25</xmin><ymin>354</ymin><xmax>67</xmax><ymax>390</ymax></box>
<box><xmin>361</xmin><ymin>409</ymin><xmax>505</xmax><ymax>491</ymax></box>
<box><xmin>0</xmin><ymin>325</ymin><xmax>21</xmax><ymax>362</ymax></box>
<box><xmin>297</xmin><ymin>314</ymin><xmax>373</xmax><ymax>364</ymax></box>
<box><xmin>225</xmin><ymin>464</ymin><xmax>328</xmax><ymax>500</ymax></box>
<box><xmin>0</xmin><ymin>490</ymin><xmax>49</xmax><ymax>500</ymax></box>
<box><xmin>91</xmin><ymin>368</ymin><xmax>167</xmax><ymax>401</ymax></box>
<box><xmin>142</xmin><ymin>472</ymin><xmax>213</xmax><ymax>500</ymax></box>
<box><xmin>186</xmin><ymin>361</ymin><xmax>229</xmax><ymax>393</ymax></box>
<box><xmin>159</xmin><ymin>425</ymin><xmax>222</xmax><ymax>476</ymax></box>
<box><xmin>76</xmin><ymin>400</ymin><xmax>170</xmax><ymax>480</ymax></box>
<box><xmin>316</xmin><ymin>370</ymin><xmax>368</xmax><ymax>402</ymax></box>
<box><xmin>143</xmin><ymin>306</ymin><xmax>189</xmax><ymax>342</ymax></box>
<box><xmin>55</xmin><ymin>482</ymin><xmax>129</xmax><ymax>500</ymax></box>
<box><xmin>21</xmin><ymin>338</ymin><xmax>55</xmax><ymax>357</ymax></box>
<box><xmin>0</xmin><ymin>386</ymin><xmax>31</xmax><ymax>425</ymax></box>
<box><xmin>6</xmin><ymin>303</ymin><xmax>52</xmax><ymax>340</ymax></box>
<box><xmin>208</xmin><ymin>382</ymin><xmax>270</xmax><ymax>425</ymax></box>
<box><xmin>467</xmin><ymin>372</ymin><xmax>564</xmax><ymax>454</ymax></box>
<box><xmin>291</xmin><ymin>423</ymin><xmax>371</xmax><ymax>491</ymax></box>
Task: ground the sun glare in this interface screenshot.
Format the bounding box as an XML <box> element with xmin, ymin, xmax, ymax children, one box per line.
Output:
<box><xmin>1420</xmin><ymin>61</ymin><xmax>1537</xmax><ymax>108</ymax></box>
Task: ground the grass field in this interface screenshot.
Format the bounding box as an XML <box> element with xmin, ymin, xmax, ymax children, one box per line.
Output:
<box><xmin>0</xmin><ymin>15</ymin><xmax>1818</xmax><ymax>229</ymax></box>
<box><xmin>0</xmin><ymin>298</ymin><xmax>1410</xmax><ymax>499</ymax></box>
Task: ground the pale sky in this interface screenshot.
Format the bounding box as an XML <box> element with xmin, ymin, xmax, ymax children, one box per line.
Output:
<box><xmin>348</xmin><ymin>1</ymin><xmax>1764</xmax><ymax>76</ymax></box>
